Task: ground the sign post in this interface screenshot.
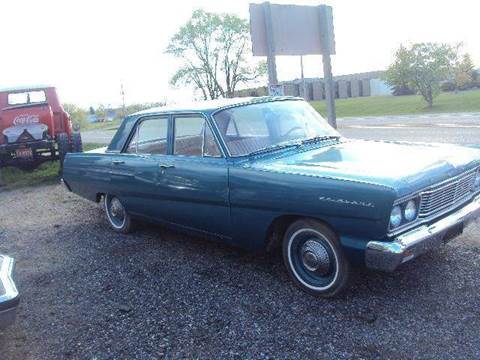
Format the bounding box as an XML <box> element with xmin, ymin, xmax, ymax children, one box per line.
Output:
<box><xmin>318</xmin><ymin>5</ymin><xmax>336</xmax><ymax>128</ymax></box>
<box><xmin>249</xmin><ymin>2</ymin><xmax>337</xmax><ymax>128</ymax></box>
<box><xmin>262</xmin><ymin>2</ymin><xmax>278</xmax><ymax>87</ymax></box>
<box><xmin>300</xmin><ymin>56</ymin><xmax>307</xmax><ymax>100</ymax></box>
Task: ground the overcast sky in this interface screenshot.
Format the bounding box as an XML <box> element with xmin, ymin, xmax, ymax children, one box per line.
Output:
<box><xmin>1</xmin><ymin>0</ymin><xmax>478</xmax><ymax>107</ymax></box>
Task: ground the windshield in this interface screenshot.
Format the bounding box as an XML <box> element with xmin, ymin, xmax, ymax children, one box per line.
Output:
<box><xmin>213</xmin><ymin>100</ymin><xmax>339</xmax><ymax>156</ymax></box>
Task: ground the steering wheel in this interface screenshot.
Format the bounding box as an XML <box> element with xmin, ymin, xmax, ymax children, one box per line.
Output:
<box><xmin>282</xmin><ymin>126</ymin><xmax>304</xmax><ymax>138</ymax></box>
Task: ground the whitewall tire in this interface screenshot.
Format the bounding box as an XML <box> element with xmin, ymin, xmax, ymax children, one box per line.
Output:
<box><xmin>282</xmin><ymin>219</ymin><xmax>350</xmax><ymax>297</ymax></box>
<box><xmin>104</xmin><ymin>194</ymin><xmax>134</xmax><ymax>233</ymax></box>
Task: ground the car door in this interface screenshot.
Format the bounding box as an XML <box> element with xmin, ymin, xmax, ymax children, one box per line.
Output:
<box><xmin>155</xmin><ymin>114</ymin><xmax>231</xmax><ymax>238</ymax></box>
<box><xmin>110</xmin><ymin>115</ymin><xmax>170</xmax><ymax>218</ymax></box>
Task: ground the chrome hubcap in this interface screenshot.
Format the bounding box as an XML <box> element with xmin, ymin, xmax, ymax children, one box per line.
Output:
<box><xmin>110</xmin><ymin>197</ymin><xmax>125</xmax><ymax>222</ymax></box>
<box><xmin>301</xmin><ymin>240</ymin><xmax>331</xmax><ymax>275</ymax></box>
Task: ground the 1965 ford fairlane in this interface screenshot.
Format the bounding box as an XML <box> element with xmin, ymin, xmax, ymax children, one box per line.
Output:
<box><xmin>62</xmin><ymin>97</ymin><xmax>480</xmax><ymax>297</ymax></box>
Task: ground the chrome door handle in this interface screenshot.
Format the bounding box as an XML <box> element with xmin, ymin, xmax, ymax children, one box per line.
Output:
<box><xmin>159</xmin><ymin>163</ymin><xmax>175</xmax><ymax>169</ymax></box>
<box><xmin>112</xmin><ymin>160</ymin><xmax>125</xmax><ymax>165</ymax></box>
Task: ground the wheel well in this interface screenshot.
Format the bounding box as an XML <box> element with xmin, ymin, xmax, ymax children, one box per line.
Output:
<box><xmin>264</xmin><ymin>215</ymin><xmax>337</xmax><ymax>252</ymax></box>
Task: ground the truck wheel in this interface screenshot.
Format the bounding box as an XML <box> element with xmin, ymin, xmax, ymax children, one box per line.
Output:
<box><xmin>71</xmin><ymin>132</ymin><xmax>83</xmax><ymax>152</ymax></box>
<box><xmin>282</xmin><ymin>219</ymin><xmax>350</xmax><ymax>298</ymax></box>
<box><xmin>104</xmin><ymin>194</ymin><xmax>134</xmax><ymax>233</ymax></box>
<box><xmin>57</xmin><ymin>132</ymin><xmax>69</xmax><ymax>166</ymax></box>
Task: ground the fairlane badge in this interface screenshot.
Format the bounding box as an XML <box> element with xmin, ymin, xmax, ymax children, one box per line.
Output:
<box><xmin>318</xmin><ymin>196</ymin><xmax>375</xmax><ymax>208</ymax></box>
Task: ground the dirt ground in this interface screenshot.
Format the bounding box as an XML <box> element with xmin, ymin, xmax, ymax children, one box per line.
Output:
<box><xmin>1</xmin><ymin>183</ymin><xmax>479</xmax><ymax>359</ymax></box>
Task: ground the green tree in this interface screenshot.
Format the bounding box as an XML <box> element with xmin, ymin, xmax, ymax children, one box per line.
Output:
<box><xmin>166</xmin><ymin>9</ymin><xmax>265</xmax><ymax>99</ymax></box>
<box><xmin>385</xmin><ymin>43</ymin><xmax>458</xmax><ymax>107</ymax></box>
<box><xmin>383</xmin><ymin>45</ymin><xmax>414</xmax><ymax>95</ymax></box>
<box><xmin>63</xmin><ymin>103</ymin><xmax>87</xmax><ymax>130</ymax></box>
<box><xmin>453</xmin><ymin>53</ymin><xmax>475</xmax><ymax>90</ymax></box>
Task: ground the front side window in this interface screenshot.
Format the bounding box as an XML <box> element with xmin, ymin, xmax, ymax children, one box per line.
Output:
<box><xmin>213</xmin><ymin>100</ymin><xmax>339</xmax><ymax>156</ymax></box>
<box><xmin>127</xmin><ymin>117</ymin><xmax>168</xmax><ymax>154</ymax></box>
<box><xmin>174</xmin><ymin>116</ymin><xmax>221</xmax><ymax>157</ymax></box>
<box><xmin>8</xmin><ymin>90</ymin><xmax>46</xmax><ymax>105</ymax></box>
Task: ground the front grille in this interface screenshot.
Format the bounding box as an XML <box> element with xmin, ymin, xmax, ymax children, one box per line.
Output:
<box><xmin>418</xmin><ymin>170</ymin><xmax>477</xmax><ymax>217</ymax></box>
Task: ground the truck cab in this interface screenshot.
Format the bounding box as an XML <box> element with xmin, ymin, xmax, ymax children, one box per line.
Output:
<box><xmin>0</xmin><ymin>85</ymin><xmax>82</xmax><ymax>169</ymax></box>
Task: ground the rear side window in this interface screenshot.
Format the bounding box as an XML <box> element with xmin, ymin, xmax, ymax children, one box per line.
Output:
<box><xmin>8</xmin><ymin>90</ymin><xmax>46</xmax><ymax>105</ymax></box>
<box><xmin>127</xmin><ymin>117</ymin><xmax>168</xmax><ymax>154</ymax></box>
<box><xmin>174</xmin><ymin>116</ymin><xmax>221</xmax><ymax>157</ymax></box>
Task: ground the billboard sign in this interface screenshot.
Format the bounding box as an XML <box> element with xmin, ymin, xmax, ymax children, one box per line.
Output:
<box><xmin>249</xmin><ymin>3</ymin><xmax>335</xmax><ymax>56</ymax></box>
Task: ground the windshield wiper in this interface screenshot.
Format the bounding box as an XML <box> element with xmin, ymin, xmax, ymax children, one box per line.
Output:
<box><xmin>248</xmin><ymin>141</ymin><xmax>300</xmax><ymax>157</ymax></box>
<box><xmin>300</xmin><ymin>135</ymin><xmax>341</xmax><ymax>145</ymax></box>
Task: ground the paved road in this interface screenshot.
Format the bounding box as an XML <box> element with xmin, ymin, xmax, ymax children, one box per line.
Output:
<box><xmin>82</xmin><ymin>112</ymin><xmax>480</xmax><ymax>146</ymax></box>
<box><xmin>338</xmin><ymin>112</ymin><xmax>480</xmax><ymax>145</ymax></box>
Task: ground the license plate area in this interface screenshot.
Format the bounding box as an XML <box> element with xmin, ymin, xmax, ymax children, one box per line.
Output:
<box><xmin>15</xmin><ymin>148</ymin><xmax>33</xmax><ymax>159</ymax></box>
<box><xmin>443</xmin><ymin>223</ymin><xmax>464</xmax><ymax>243</ymax></box>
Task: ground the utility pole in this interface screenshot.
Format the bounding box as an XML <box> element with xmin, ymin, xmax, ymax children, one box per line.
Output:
<box><xmin>120</xmin><ymin>80</ymin><xmax>126</xmax><ymax>118</ymax></box>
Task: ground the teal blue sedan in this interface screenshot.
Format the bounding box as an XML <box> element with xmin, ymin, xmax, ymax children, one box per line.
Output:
<box><xmin>62</xmin><ymin>97</ymin><xmax>480</xmax><ymax>297</ymax></box>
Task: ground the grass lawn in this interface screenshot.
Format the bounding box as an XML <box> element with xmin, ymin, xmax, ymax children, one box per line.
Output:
<box><xmin>0</xmin><ymin>143</ymin><xmax>104</xmax><ymax>190</ymax></box>
<box><xmin>311</xmin><ymin>89</ymin><xmax>480</xmax><ymax>118</ymax></box>
<box><xmin>83</xmin><ymin>119</ymin><xmax>122</xmax><ymax>131</ymax></box>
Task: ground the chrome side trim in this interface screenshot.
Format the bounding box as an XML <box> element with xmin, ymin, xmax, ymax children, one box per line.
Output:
<box><xmin>366</xmin><ymin>194</ymin><xmax>480</xmax><ymax>272</ymax></box>
<box><xmin>0</xmin><ymin>256</ymin><xmax>18</xmax><ymax>304</ymax></box>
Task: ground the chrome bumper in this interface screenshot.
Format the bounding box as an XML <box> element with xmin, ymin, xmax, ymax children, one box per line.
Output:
<box><xmin>0</xmin><ymin>255</ymin><xmax>19</xmax><ymax>329</ymax></box>
<box><xmin>366</xmin><ymin>195</ymin><xmax>480</xmax><ymax>272</ymax></box>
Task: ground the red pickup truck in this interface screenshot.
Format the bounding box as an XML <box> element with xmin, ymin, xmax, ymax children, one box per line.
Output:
<box><xmin>0</xmin><ymin>85</ymin><xmax>82</xmax><ymax>169</ymax></box>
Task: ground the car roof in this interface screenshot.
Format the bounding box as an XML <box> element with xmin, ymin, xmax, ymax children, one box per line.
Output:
<box><xmin>0</xmin><ymin>84</ymin><xmax>55</xmax><ymax>93</ymax></box>
<box><xmin>107</xmin><ymin>96</ymin><xmax>303</xmax><ymax>153</ymax></box>
<box><xmin>131</xmin><ymin>96</ymin><xmax>301</xmax><ymax>116</ymax></box>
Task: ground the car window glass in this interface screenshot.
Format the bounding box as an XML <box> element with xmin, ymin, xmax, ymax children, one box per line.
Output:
<box><xmin>231</xmin><ymin>108</ymin><xmax>269</xmax><ymax>136</ymax></box>
<box><xmin>126</xmin><ymin>130</ymin><xmax>138</xmax><ymax>153</ymax></box>
<box><xmin>214</xmin><ymin>100</ymin><xmax>338</xmax><ymax>156</ymax></box>
<box><xmin>7</xmin><ymin>90</ymin><xmax>46</xmax><ymax>105</ymax></box>
<box><xmin>28</xmin><ymin>91</ymin><xmax>47</xmax><ymax>103</ymax></box>
<box><xmin>204</xmin><ymin>125</ymin><xmax>221</xmax><ymax>157</ymax></box>
<box><xmin>126</xmin><ymin>117</ymin><xmax>168</xmax><ymax>154</ymax></box>
<box><xmin>174</xmin><ymin>116</ymin><xmax>221</xmax><ymax>157</ymax></box>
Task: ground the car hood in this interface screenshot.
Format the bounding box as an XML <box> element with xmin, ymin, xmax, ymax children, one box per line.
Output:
<box><xmin>249</xmin><ymin>139</ymin><xmax>480</xmax><ymax>197</ymax></box>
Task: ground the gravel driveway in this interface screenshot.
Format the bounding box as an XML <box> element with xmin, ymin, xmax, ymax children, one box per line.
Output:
<box><xmin>1</xmin><ymin>184</ymin><xmax>480</xmax><ymax>359</ymax></box>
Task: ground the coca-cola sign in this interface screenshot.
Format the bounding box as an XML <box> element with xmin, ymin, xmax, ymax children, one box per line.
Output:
<box><xmin>13</xmin><ymin>114</ymin><xmax>40</xmax><ymax>126</ymax></box>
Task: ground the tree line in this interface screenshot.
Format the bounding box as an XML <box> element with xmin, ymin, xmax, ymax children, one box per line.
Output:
<box><xmin>66</xmin><ymin>10</ymin><xmax>478</xmax><ymax>129</ymax></box>
<box><xmin>63</xmin><ymin>102</ymin><xmax>166</xmax><ymax>130</ymax></box>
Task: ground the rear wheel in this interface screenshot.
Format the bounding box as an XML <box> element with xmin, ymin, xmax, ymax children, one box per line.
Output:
<box><xmin>104</xmin><ymin>194</ymin><xmax>134</xmax><ymax>233</ymax></box>
<box><xmin>282</xmin><ymin>219</ymin><xmax>350</xmax><ymax>297</ymax></box>
<box><xmin>57</xmin><ymin>132</ymin><xmax>69</xmax><ymax>167</ymax></box>
<box><xmin>71</xmin><ymin>132</ymin><xmax>83</xmax><ymax>152</ymax></box>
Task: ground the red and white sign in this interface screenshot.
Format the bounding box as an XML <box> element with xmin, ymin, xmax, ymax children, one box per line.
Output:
<box><xmin>13</xmin><ymin>114</ymin><xmax>40</xmax><ymax>126</ymax></box>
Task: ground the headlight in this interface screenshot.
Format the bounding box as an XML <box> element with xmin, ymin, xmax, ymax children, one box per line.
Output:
<box><xmin>389</xmin><ymin>205</ymin><xmax>402</xmax><ymax>229</ymax></box>
<box><xmin>404</xmin><ymin>199</ymin><xmax>417</xmax><ymax>221</ymax></box>
<box><xmin>389</xmin><ymin>197</ymin><xmax>420</xmax><ymax>231</ymax></box>
<box><xmin>475</xmin><ymin>170</ymin><xmax>480</xmax><ymax>188</ymax></box>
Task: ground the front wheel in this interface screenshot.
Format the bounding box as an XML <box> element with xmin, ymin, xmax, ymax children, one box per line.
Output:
<box><xmin>104</xmin><ymin>194</ymin><xmax>134</xmax><ymax>233</ymax></box>
<box><xmin>282</xmin><ymin>219</ymin><xmax>350</xmax><ymax>297</ymax></box>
